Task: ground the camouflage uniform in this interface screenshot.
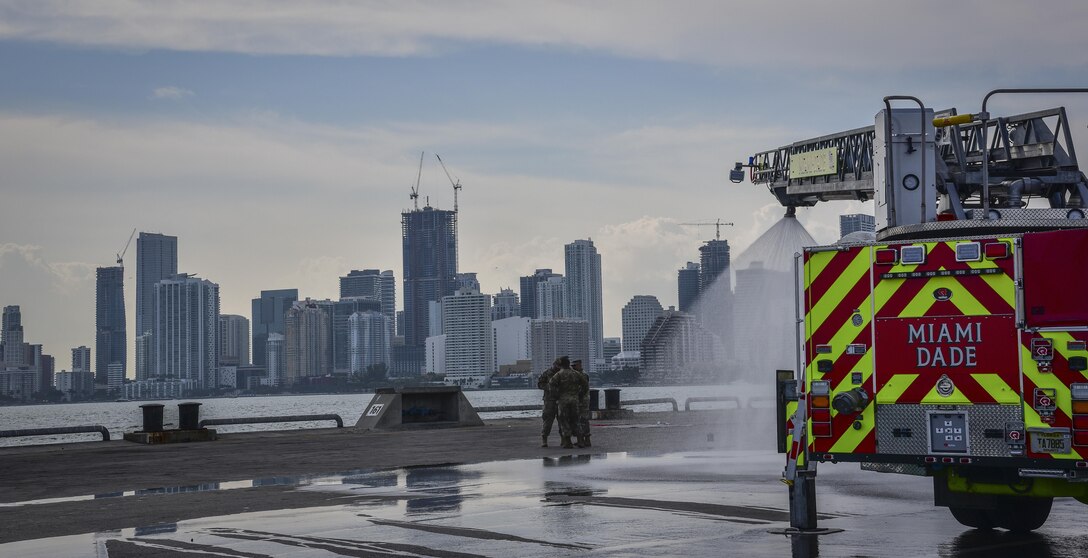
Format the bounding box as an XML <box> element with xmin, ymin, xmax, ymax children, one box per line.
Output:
<box><xmin>549</xmin><ymin>364</ymin><xmax>589</xmax><ymax>448</ymax></box>
<box><xmin>573</xmin><ymin>361</ymin><xmax>591</xmax><ymax>447</ymax></box>
<box><xmin>537</xmin><ymin>364</ymin><xmax>561</xmax><ymax>446</ymax></box>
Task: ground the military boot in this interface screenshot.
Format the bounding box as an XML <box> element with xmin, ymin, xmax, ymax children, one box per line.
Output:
<box><xmin>583</xmin><ymin>435</ymin><xmax>591</xmax><ymax>447</ymax></box>
<box><xmin>561</xmin><ymin>436</ymin><xmax>573</xmax><ymax>449</ymax></box>
<box><xmin>540</xmin><ymin>436</ymin><xmax>548</xmax><ymax>448</ymax></box>
<box><xmin>575</xmin><ymin>435</ymin><xmax>585</xmax><ymax>448</ymax></box>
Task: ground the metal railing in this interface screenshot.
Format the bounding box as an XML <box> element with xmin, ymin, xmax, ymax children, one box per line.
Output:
<box><xmin>621</xmin><ymin>398</ymin><xmax>679</xmax><ymax>412</ymax></box>
<box><xmin>199</xmin><ymin>414</ymin><xmax>344</xmax><ymax>429</ymax></box>
<box><xmin>684</xmin><ymin>396</ymin><xmax>741</xmax><ymax>411</ymax></box>
<box><xmin>475</xmin><ymin>405</ymin><xmax>542</xmax><ymax>413</ymax></box>
<box><xmin>0</xmin><ymin>425</ymin><xmax>111</xmax><ymax>441</ymax></box>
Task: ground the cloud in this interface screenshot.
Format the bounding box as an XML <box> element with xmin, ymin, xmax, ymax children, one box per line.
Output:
<box><xmin>152</xmin><ymin>86</ymin><xmax>194</xmax><ymax>100</ymax></box>
<box><xmin>0</xmin><ymin>1</ymin><xmax>1085</xmax><ymax>71</ymax></box>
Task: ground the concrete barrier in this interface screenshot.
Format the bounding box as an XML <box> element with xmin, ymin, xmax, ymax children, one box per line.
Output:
<box><xmin>356</xmin><ymin>386</ymin><xmax>484</xmax><ymax>431</ymax></box>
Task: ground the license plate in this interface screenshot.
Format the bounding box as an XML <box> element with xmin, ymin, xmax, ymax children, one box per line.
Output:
<box><xmin>1030</xmin><ymin>432</ymin><xmax>1071</xmax><ymax>454</ymax></box>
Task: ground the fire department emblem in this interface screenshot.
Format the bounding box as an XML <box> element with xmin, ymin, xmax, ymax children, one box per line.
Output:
<box><xmin>936</xmin><ymin>374</ymin><xmax>955</xmax><ymax>397</ymax></box>
<box><xmin>933</xmin><ymin>287</ymin><xmax>953</xmax><ymax>301</ymax></box>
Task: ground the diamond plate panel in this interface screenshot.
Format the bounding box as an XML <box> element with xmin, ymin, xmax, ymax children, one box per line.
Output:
<box><xmin>861</xmin><ymin>462</ymin><xmax>927</xmax><ymax>476</ymax></box>
<box><xmin>875</xmin><ymin>404</ymin><xmax>1022</xmax><ymax>457</ymax></box>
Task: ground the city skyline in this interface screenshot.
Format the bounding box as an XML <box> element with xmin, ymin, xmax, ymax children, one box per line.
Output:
<box><xmin>3</xmin><ymin>3</ymin><xmax>1086</xmax><ymax>373</ymax></box>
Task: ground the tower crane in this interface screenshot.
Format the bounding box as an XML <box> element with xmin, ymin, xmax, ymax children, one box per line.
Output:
<box><xmin>116</xmin><ymin>228</ymin><xmax>136</xmax><ymax>267</ymax></box>
<box><xmin>410</xmin><ymin>151</ymin><xmax>423</xmax><ymax>210</ymax></box>
<box><xmin>435</xmin><ymin>153</ymin><xmax>463</xmax><ymax>213</ymax></box>
<box><xmin>677</xmin><ymin>218</ymin><xmax>734</xmax><ymax>240</ymax></box>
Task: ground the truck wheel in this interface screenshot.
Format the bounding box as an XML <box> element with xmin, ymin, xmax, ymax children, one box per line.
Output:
<box><xmin>991</xmin><ymin>497</ymin><xmax>1052</xmax><ymax>532</ymax></box>
<box><xmin>949</xmin><ymin>507</ymin><xmax>994</xmax><ymax>530</ymax></box>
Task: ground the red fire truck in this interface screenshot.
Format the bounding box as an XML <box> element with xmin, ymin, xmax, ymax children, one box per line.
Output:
<box><xmin>745</xmin><ymin>89</ymin><xmax>1088</xmax><ymax>532</ymax></box>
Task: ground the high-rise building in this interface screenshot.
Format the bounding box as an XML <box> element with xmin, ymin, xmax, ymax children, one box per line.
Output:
<box><xmin>402</xmin><ymin>206</ymin><xmax>458</xmax><ymax>348</ymax></box>
<box><xmin>107</xmin><ymin>362</ymin><xmax>124</xmax><ymax>393</ymax></box>
<box><xmin>425</xmin><ymin>334</ymin><xmax>445</xmax><ymax>376</ymax></box>
<box><xmin>603</xmin><ymin>337</ymin><xmax>622</xmax><ymax>364</ymax></box>
<box><xmin>530</xmin><ymin>318</ymin><xmax>590</xmax><ymax>375</ymax></box>
<box><xmin>677</xmin><ymin>262</ymin><xmax>700</xmax><ymax>313</ymax></box>
<box><xmin>491</xmin><ymin>288</ymin><xmax>520</xmax><ymax>321</ymax></box>
<box><xmin>536</xmin><ymin>276</ymin><xmax>567</xmax><ymax>319</ymax></box>
<box><xmin>39</xmin><ymin>353</ymin><xmax>54</xmax><ymax>394</ymax></box>
<box><xmin>135</xmin><ymin>232</ymin><xmax>177</xmax><ymax>379</ymax></box>
<box><xmin>348</xmin><ymin>310</ymin><xmax>392</xmax><ymax>374</ymax></box>
<box><xmin>564</xmin><ymin>239</ymin><xmax>604</xmax><ymax>372</ymax></box>
<box><xmin>284</xmin><ymin>299</ymin><xmax>331</xmax><ymax>383</ymax></box>
<box><xmin>154</xmin><ymin>274</ymin><xmax>219</xmax><ymax>389</ymax></box>
<box><xmin>621</xmin><ymin>295</ymin><xmax>664</xmax><ymax>353</ymax></box>
<box><xmin>456</xmin><ymin>272</ymin><xmax>480</xmax><ymax>292</ymax></box>
<box><xmin>251</xmin><ymin>289</ymin><xmax>298</xmax><ymax>367</ymax></box>
<box><xmin>639</xmin><ymin>309</ymin><xmax>726</xmax><ymax>385</ymax></box>
<box><xmin>441</xmin><ymin>288</ymin><xmax>493</xmax><ymax>387</ymax></box>
<box><xmin>332</xmin><ymin>298</ymin><xmax>382</xmax><ymax>372</ymax></box>
<box><xmin>519</xmin><ymin>269</ymin><xmax>561</xmax><ymax>319</ymax></box>
<box><xmin>2</xmin><ymin>305</ymin><xmax>24</xmax><ymax>367</ymax></box>
<box><xmin>218</xmin><ymin>314</ymin><xmax>250</xmax><ymax>367</ymax></box>
<box><xmin>840</xmin><ymin>213</ymin><xmax>876</xmax><ymax>237</ymax></box>
<box><xmin>697</xmin><ymin>239</ymin><xmax>733</xmax><ymax>342</ymax></box>
<box><xmin>266</xmin><ymin>333</ymin><xmax>285</xmax><ymax>386</ymax></box>
<box><xmin>95</xmin><ymin>266</ymin><xmax>126</xmax><ymax>384</ymax></box>
<box><xmin>339</xmin><ymin>269</ymin><xmax>396</xmax><ymax>323</ymax></box>
<box><xmin>698</xmin><ymin>239</ymin><xmax>731</xmax><ymax>293</ymax></box>
<box><xmin>71</xmin><ymin>346</ymin><xmax>91</xmax><ymax>373</ymax></box>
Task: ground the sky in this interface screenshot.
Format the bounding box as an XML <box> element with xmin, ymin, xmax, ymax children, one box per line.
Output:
<box><xmin>2</xmin><ymin>1</ymin><xmax>1088</xmax><ymax>373</ymax></box>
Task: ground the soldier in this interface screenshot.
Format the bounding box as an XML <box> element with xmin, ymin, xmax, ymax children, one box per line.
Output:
<box><xmin>572</xmin><ymin>358</ymin><xmax>591</xmax><ymax>447</ymax></box>
<box><xmin>537</xmin><ymin>359</ymin><xmax>562</xmax><ymax>447</ymax></box>
<box><xmin>548</xmin><ymin>355</ymin><xmax>588</xmax><ymax>449</ymax></box>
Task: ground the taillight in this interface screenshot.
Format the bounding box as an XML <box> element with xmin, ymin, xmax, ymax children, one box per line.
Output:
<box><xmin>810</xmin><ymin>380</ymin><xmax>832</xmax><ymax>437</ymax></box>
<box><xmin>1072</xmin><ymin>383</ymin><xmax>1088</xmax><ymax>447</ymax></box>
<box><xmin>984</xmin><ymin>241</ymin><xmax>1010</xmax><ymax>259</ymax></box>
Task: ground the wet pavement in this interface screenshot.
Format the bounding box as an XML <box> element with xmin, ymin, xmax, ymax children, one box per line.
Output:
<box><xmin>3</xmin><ymin>449</ymin><xmax>1088</xmax><ymax>557</ymax></box>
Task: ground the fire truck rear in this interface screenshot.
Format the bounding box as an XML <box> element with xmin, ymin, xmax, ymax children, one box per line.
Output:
<box><xmin>743</xmin><ymin>89</ymin><xmax>1088</xmax><ymax>532</ymax></box>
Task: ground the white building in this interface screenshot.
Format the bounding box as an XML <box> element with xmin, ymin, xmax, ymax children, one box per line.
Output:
<box><xmin>441</xmin><ymin>288</ymin><xmax>493</xmax><ymax>387</ymax></box>
<box><xmin>123</xmin><ymin>378</ymin><xmax>195</xmax><ymax>400</ymax></box>
<box><xmin>425</xmin><ymin>334</ymin><xmax>446</xmax><ymax>376</ymax></box>
<box><xmin>348</xmin><ymin>310</ymin><xmax>392</xmax><ymax>374</ymax></box>
<box><xmin>107</xmin><ymin>362</ymin><xmax>124</xmax><ymax>393</ymax></box>
<box><xmin>536</xmin><ymin>276</ymin><xmax>567</xmax><ymax>318</ymax></box>
<box><xmin>530</xmin><ymin>318</ymin><xmax>589</xmax><ymax>374</ymax></box>
<box><xmin>564</xmin><ymin>239</ymin><xmax>604</xmax><ymax>372</ymax></box>
<box><xmin>621</xmin><ymin>295</ymin><xmax>664</xmax><ymax>353</ymax></box>
<box><xmin>0</xmin><ymin>369</ymin><xmax>37</xmax><ymax>400</ymax></box>
<box><xmin>428</xmin><ymin>300</ymin><xmax>444</xmax><ymax>337</ymax></box>
<box><xmin>154</xmin><ymin>274</ymin><xmax>219</xmax><ymax>389</ymax></box>
<box><xmin>493</xmin><ymin>316</ymin><xmax>531</xmax><ymax>371</ymax></box>
<box><xmin>55</xmin><ymin>370</ymin><xmax>95</xmax><ymax>398</ymax></box>
<box><xmin>611</xmin><ymin>350</ymin><xmax>641</xmax><ymax>370</ymax></box>
<box><xmin>491</xmin><ymin>288</ymin><xmax>520</xmax><ymax>321</ymax></box>
<box><xmin>266</xmin><ymin>333</ymin><xmax>285</xmax><ymax>386</ymax></box>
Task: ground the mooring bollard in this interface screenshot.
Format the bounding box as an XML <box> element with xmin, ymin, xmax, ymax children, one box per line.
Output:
<box><xmin>178</xmin><ymin>402</ymin><xmax>202</xmax><ymax>430</ymax></box>
<box><xmin>604</xmin><ymin>388</ymin><xmax>621</xmax><ymax>410</ymax></box>
<box><xmin>140</xmin><ymin>403</ymin><xmax>165</xmax><ymax>433</ymax></box>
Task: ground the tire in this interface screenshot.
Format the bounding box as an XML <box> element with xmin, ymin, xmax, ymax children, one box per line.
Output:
<box><xmin>990</xmin><ymin>497</ymin><xmax>1052</xmax><ymax>532</ymax></box>
<box><xmin>949</xmin><ymin>506</ymin><xmax>995</xmax><ymax>530</ymax></box>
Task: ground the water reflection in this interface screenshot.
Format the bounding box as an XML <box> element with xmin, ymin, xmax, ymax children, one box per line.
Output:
<box><xmin>789</xmin><ymin>534</ymin><xmax>820</xmax><ymax>558</ymax></box>
<box><xmin>134</xmin><ymin>523</ymin><xmax>177</xmax><ymax>537</ymax></box>
<box><xmin>542</xmin><ymin>454</ymin><xmax>593</xmax><ymax>467</ymax></box>
<box><xmin>404</xmin><ymin>467</ymin><xmax>481</xmax><ymax>515</ymax></box>
<box><xmin>940</xmin><ymin>529</ymin><xmax>1055</xmax><ymax>557</ymax></box>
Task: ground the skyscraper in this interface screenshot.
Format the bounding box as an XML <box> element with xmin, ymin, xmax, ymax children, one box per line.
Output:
<box><xmin>697</xmin><ymin>239</ymin><xmax>733</xmax><ymax>343</ymax></box>
<box><xmin>621</xmin><ymin>295</ymin><xmax>664</xmax><ymax>353</ymax></box>
<box><xmin>402</xmin><ymin>206</ymin><xmax>458</xmax><ymax>347</ymax></box>
<box><xmin>839</xmin><ymin>213</ymin><xmax>876</xmax><ymax>237</ymax></box>
<box><xmin>284</xmin><ymin>299</ymin><xmax>331</xmax><ymax>383</ymax></box>
<box><xmin>266</xmin><ymin>333</ymin><xmax>285</xmax><ymax>386</ymax></box>
<box><xmin>2</xmin><ymin>305</ymin><xmax>24</xmax><ymax>367</ymax></box>
<box><xmin>491</xmin><ymin>288</ymin><xmax>520</xmax><ymax>321</ymax></box>
<box><xmin>441</xmin><ymin>288</ymin><xmax>493</xmax><ymax>387</ymax></box>
<box><xmin>677</xmin><ymin>262</ymin><xmax>700</xmax><ymax>313</ymax></box>
<box><xmin>154</xmin><ymin>274</ymin><xmax>219</xmax><ymax>389</ymax></box>
<box><xmin>339</xmin><ymin>269</ymin><xmax>396</xmax><ymax>323</ymax></box>
<box><xmin>251</xmin><ymin>289</ymin><xmax>298</xmax><ymax>367</ymax></box>
<box><xmin>331</xmin><ymin>297</ymin><xmax>381</xmax><ymax>373</ymax></box>
<box><xmin>95</xmin><ymin>266</ymin><xmax>126</xmax><ymax>384</ymax></box>
<box><xmin>536</xmin><ymin>276</ymin><xmax>567</xmax><ymax>319</ymax></box>
<box><xmin>564</xmin><ymin>239</ymin><xmax>604</xmax><ymax>372</ymax></box>
<box><xmin>519</xmin><ymin>269</ymin><xmax>560</xmax><ymax>319</ymax></box>
<box><xmin>698</xmin><ymin>239</ymin><xmax>731</xmax><ymax>293</ymax></box>
<box><xmin>456</xmin><ymin>272</ymin><xmax>480</xmax><ymax>292</ymax></box>
<box><xmin>348</xmin><ymin>310</ymin><xmax>392</xmax><ymax>374</ymax></box>
<box><xmin>218</xmin><ymin>314</ymin><xmax>250</xmax><ymax>367</ymax></box>
<box><xmin>530</xmin><ymin>318</ymin><xmax>589</xmax><ymax>375</ymax></box>
<box><xmin>639</xmin><ymin>309</ymin><xmax>727</xmax><ymax>385</ymax></box>
<box><xmin>136</xmin><ymin>232</ymin><xmax>177</xmax><ymax>380</ymax></box>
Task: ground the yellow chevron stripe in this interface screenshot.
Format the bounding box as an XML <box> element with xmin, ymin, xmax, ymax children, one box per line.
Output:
<box><xmin>806</xmin><ymin>251</ymin><xmax>835</xmax><ymax>286</ymax></box>
<box><xmin>805</xmin><ymin>249</ymin><xmax>870</xmax><ymax>338</ymax></box>
<box><xmin>877</xmin><ymin>374</ymin><xmax>918</xmax><ymax>404</ymax></box>
<box><xmin>899</xmin><ymin>282</ymin><xmax>937</xmax><ymax>318</ymax></box>
<box><xmin>1021</xmin><ymin>344</ymin><xmax>1085</xmax><ymax>460</ymax></box>
<box><xmin>830</xmin><ymin>405</ymin><xmax>875</xmax><ymax>453</ymax></box>
<box><xmin>920</xmin><ymin>383</ymin><xmax>974</xmax><ymax>405</ymax></box>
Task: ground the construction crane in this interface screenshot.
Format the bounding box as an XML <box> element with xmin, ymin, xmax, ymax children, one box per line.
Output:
<box><xmin>409</xmin><ymin>151</ymin><xmax>423</xmax><ymax>210</ymax></box>
<box><xmin>116</xmin><ymin>228</ymin><xmax>136</xmax><ymax>267</ymax></box>
<box><xmin>435</xmin><ymin>153</ymin><xmax>463</xmax><ymax>213</ymax></box>
<box><xmin>677</xmin><ymin>218</ymin><xmax>734</xmax><ymax>240</ymax></box>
